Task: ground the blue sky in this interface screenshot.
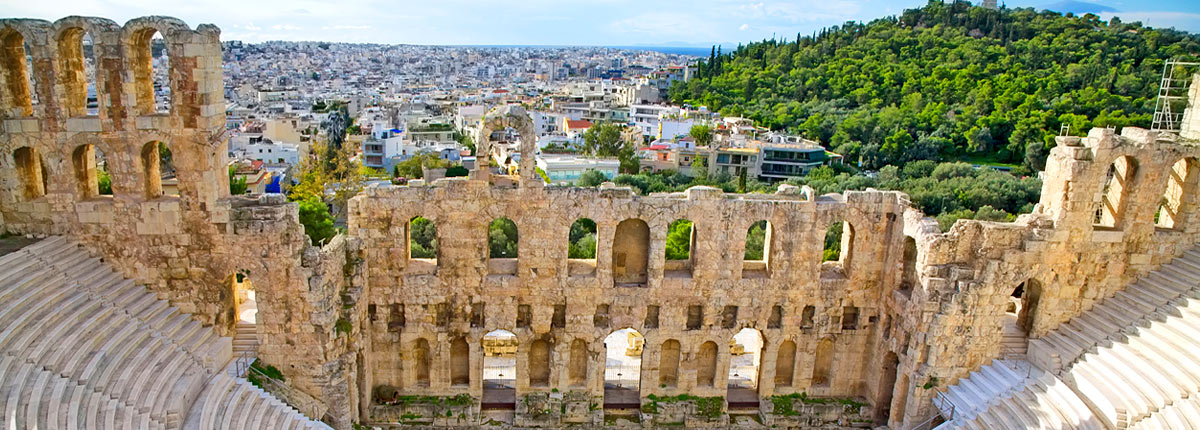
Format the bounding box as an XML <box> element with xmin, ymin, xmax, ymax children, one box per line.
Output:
<box><xmin>2</xmin><ymin>0</ymin><xmax>1197</xmax><ymax>46</ymax></box>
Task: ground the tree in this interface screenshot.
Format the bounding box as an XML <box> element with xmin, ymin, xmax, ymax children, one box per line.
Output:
<box><xmin>689</xmin><ymin>124</ymin><xmax>713</xmax><ymax>147</ymax></box>
<box><xmin>665</xmin><ymin>219</ymin><xmax>693</xmax><ymax>260</ymax></box>
<box><xmin>228</xmin><ymin>166</ymin><xmax>248</xmax><ymax>195</ymax></box>
<box><xmin>1024</xmin><ymin>141</ymin><xmax>1049</xmax><ymax>172</ymax></box>
<box><xmin>744</xmin><ymin>220</ymin><xmax>767</xmax><ymax>260</ymax></box>
<box><xmin>578</xmin><ymin>169</ymin><xmax>607</xmax><ymax>187</ymax></box>
<box><xmin>582</xmin><ymin>123</ymin><xmax>627</xmax><ymax>157</ymax></box>
<box><xmin>97</xmin><ymin>169</ymin><xmax>112</xmax><ymax>195</ymax></box>
<box><xmin>298</xmin><ymin>197</ymin><xmax>335</xmax><ymax>245</ymax></box>
<box><xmin>568</xmin><ymin>219</ymin><xmax>597</xmax><ymax>259</ymax></box>
<box><xmin>393</xmin><ymin>152</ymin><xmax>451</xmax><ymax>179</ymax></box>
<box><xmin>488</xmin><ymin>219</ymin><xmax>519</xmax><ymax>258</ymax></box>
<box><xmin>409</xmin><ymin>216</ymin><xmax>438</xmax><ymax>258</ymax></box>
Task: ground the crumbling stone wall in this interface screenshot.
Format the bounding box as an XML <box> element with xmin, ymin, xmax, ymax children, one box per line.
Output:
<box><xmin>7</xmin><ymin>14</ymin><xmax>1200</xmax><ymax>430</ymax></box>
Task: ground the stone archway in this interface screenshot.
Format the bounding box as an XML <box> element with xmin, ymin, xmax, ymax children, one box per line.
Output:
<box><xmin>603</xmin><ymin>328</ymin><xmax>643</xmax><ymax>410</ymax></box>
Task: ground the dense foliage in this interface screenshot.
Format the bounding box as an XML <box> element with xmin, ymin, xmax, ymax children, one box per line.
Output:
<box><xmin>228</xmin><ymin>166</ymin><xmax>248</xmax><ymax>195</ymax></box>
<box><xmin>489</xmin><ymin>218</ymin><xmax>519</xmax><ymax>258</ymax></box>
<box><xmin>410</xmin><ymin>216</ymin><xmax>438</xmax><ymax>258</ymax></box>
<box><xmin>393</xmin><ymin>152</ymin><xmax>453</xmax><ymax>179</ymax></box>
<box><xmin>297</xmin><ymin>197</ymin><xmax>335</xmax><ymax>245</ymax></box>
<box><xmin>671</xmin><ymin>1</ymin><xmax>1200</xmax><ymax>169</ymax></box>
<box><xmin>568</xmin><ymin>218</ymin><xmax>597</xmax><ymax>259</ymax></box>
<box><xmin>665</xmin><ymin>219</ymin><xmax>693</xmax><ymax>260</ymax></box>
<box><xmin>744</xmin><ymin>220</ymin><xmax>767</xmax><ymax>260</ymax></box>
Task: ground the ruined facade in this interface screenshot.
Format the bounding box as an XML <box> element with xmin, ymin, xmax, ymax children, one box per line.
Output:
<box><xmin>4</xmin><ymin>15</ymin><xmax>1200</xmax><ymax>430</ymax></box>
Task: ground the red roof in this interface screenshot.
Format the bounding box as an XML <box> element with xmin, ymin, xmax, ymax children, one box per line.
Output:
<box><xmin>566</xmin><ymin>120</ymin><xmax>593</xmax><ymax>130</ymax></box>
<box><xmin>251</xmin><ymin>160</ymin><xmax>263</xmax><ymax>169</ymax></box>
<box><xmin>492</xmin><ymin>89</ymin><xmax>510</xmax><ymax>94</ymax></box>
<box><xmin>648</xmin><ymin>144</ymin><xmax>670</xmax><ymax>150</ymax></box>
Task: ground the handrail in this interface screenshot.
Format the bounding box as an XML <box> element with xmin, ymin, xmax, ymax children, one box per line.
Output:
<box><xmin>911</xmin><ymin>392</ymin><xmax>953</xmax><ymax>430</ymax></box>
<box><xmin>234</xmin><ymin>341</ymin><xmax>259</xmax><ymax>377</ymax></box>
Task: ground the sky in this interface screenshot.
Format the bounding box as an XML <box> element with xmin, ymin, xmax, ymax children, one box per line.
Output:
<box><xmin>2</xmin><ymin>0</ymin><xmax>1198</xmax><ymax>47</ymax></box>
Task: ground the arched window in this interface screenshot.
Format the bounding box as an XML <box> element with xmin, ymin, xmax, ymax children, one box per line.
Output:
<box><xmin>569</xmin><ymin>339</ymin><xmax>588</xmax><ymax>387</ymax></box>
<box><xmin>72</xmin><ymin>144</ymin><xmax>109</xmax><ymax>199</ymax></box>
<box><xmin>568</xmin><ymin>218</ymin><xmax>597</xmax><ymax>277</ymax></box>
<box><xmin>568</xmin><ymin>218</ymin><xmax>597</xmax><ymax>258</ymax></box>
<box><xmin>823</xmin><ymin>220</ymin><xmax>854</xmax><ymax>268</ymax></box>
<box><xmin>409</xmin><ymin>216</ymin><xmax>438</xmax><ymax>260</ymax></box>
<box><xmin>728</xmin><ymin>328</ymin><xmax>763</xmax><ymax>390</ymax></box>
<box><xmin>413</xmin><ymin>338</ymin><xmax>431</xmax><ymax>387</ymax></box>
<box><xmin>775</xmin><ymin>340</ymin><xmax>796</xmax><ymax>387</ymax></box>
<box><xmin>0</xmin><ymin>29</ymin><xmax>34</xmax><ymax>117</ymax></box>
<box><xmin>659</xmin><ymin>339</ymin><xmax>680</xmax><ymax>388</ymax></box>
<box><xmin>876</xmin><ymin>352</ymin><xmax>901</xmax><ymax>423</ymax></box>
<box><xmin>743</xmin><ymin>220</ymin><xmax>771</xmax><ymax>277</ymax></box>
<box><xmin>1157</xmin><ymin>158</ymin><xmax>1196</xmax><ymax>229</ymax></box>
<box><xmin>812</xmin><ymin>338</ymin><xmax>834</xmax><ymax>387</ymax></box>
<box><xmin>664</xmin><ymin>218</ymin><xmax>695</xmax><ymax>277</ymax></box>
<box><xmin>900</xmin><ymin>237</ymin><xmax>917</xmax><ymax>295</ymax></box>
<box><xmin>696</xmin><ymin>341</ymin><xmax>718</xmax><ymax>387</ymax></box>
<box><xmin>528</xmin><ymin>339</ymin><xmax>551</xmax><ymax>387</ymax></box>
<box><xmin>612</xmin><ymin>219</ymin><xmax>649</xmax><ymax>286</ymax></box>
<box><xmin>450</xmin><ymin>337</ymin><xmax>470</xmax><ymax>386</ymax></box>
<box><xmin>57</xmin><ymin>27</ymin><xmax>99</xmax><ymax>117</ymax></box>
<box><xmin>1095</xmin><ymin>156</ymin><xmax>1137</xmax><ymax>228</ymax></box>
<box><xmin>130</xmin><ymin>28</ymin><xmax>170</xmax><ymax>115</ymax></box>
<box><xmin>12</xmin><ymin>147</ymin><xmax>45</xmax><ymax>200</ymax></box>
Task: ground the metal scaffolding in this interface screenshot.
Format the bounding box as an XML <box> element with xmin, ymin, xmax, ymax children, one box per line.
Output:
<box><xmin>1151</xmin><ymin>59</ymin><xmax>1200</xmax><ymax>133</ymax></box>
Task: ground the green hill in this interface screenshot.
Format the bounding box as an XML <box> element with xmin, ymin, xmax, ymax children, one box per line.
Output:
<box><xmin>670</xmin><ymin>0</ymin><xmax>1200</xmax><ymax>170</ymax></box>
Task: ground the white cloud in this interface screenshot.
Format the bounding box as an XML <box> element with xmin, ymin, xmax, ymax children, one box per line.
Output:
<box><xmin>271</xmin><ymin>24</ymin><xmax>302</xmax><ymax>31</ymax></box>
<box><xmin>321</xmin><ymin>25</ymin><xmax>371</xmax><ymax>30</ymax></box>
<box><xmin>739</xmin><ymin>23</ymin><xmax>750</xmax><ymax>30</ymax></box>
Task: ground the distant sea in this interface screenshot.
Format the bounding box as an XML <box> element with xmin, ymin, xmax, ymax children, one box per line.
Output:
<box><xmin>607</xmin><ymin>46</ymin><xmax>711</xmax><ymax>57</ymax></box>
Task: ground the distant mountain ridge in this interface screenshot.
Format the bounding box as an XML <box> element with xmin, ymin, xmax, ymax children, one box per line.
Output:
<box><xmin>1042</xmin><ymin>0</ymin><xmax>1118</xmax><ymax>14</ymax></box>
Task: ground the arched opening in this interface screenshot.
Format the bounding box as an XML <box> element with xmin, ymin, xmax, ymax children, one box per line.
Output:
<box><xmin>1095</xmin><ymin>156</ymin><xmax>1137</xmax><ymax>229</ymax></box>
<box><xmin>57</xmin><ymin>27</ymin><xmax>99</xmax><ymax>117</ymax></box>
<box><xmin>823</xmin><ymin>220</ymin><xmax>854</xmax><ymax>269</ymax></box>
<box><xmin>1009</xmin><ymin>279</ymin><xmax>1042</xmax><ymax>338</ymax></box>
<box><xmin>875</xmin><ymin>352</ymin><xmax>901</xmax><ymax>424</ymax></box>
<box><xmin>12</xmin><ymin>146</ymin><xmax>45</xmax><ymax>200</ymax></box>
<box><xmin>568</xmin><ymin>338</ymin><xmax>588</xmax><ymax>387</ymax></box>
<box><xmin>408</xmin><ymin>216</ymin><xmax>437</xmax><ymax>273</ymax></box>
<box><xmin>413</xmin><ymin>338</ymin><xmax>432</xmax><ymax>388</ymax></box>
<box><xmin>612</xmin><ymin>218</ymin><xmax>649</xmax><ymax>286</ymax></box>
<box><xmin>894</xmin><ymin>373</ymin><xmax>910</xmax><ymax>426</ymax></box>
<box><xmin>72</xmin><ymin>144</ymin><xmax>110</xmax><ymax>199</ymax></box>
<box><xmin>664</xmin><ymin>218</ymin><xmax>695</xmax><ymax>277</ymax></box>
<box><xmin>742</xmin><ymin>220</ymin><xmax>771</xmax><ymax>278</ymax></box>
<box><xmin>130</xmin><ymin>28</ymin><xmax>170</xmax><ymax>115</ymax></box>
<box><xmin>568</xmin><ymin>218</ymin><xmax>597</xmax><ymax>276</ymax></box>
<box><xmin>696</xmin><ymin>341</ymin><xmax>718</xmax><ymax>388</ymax></box>
<box><xmin>900</xmin><ymin>237</ymin><xmax>918</xmax><ymax>296</ymax></box>
<box><xmin>604</xmin><ymin>328</ymin><xmax>643</xmax><ymax>409</ymax></box>
<box><xmin>1157</xmin><ymin>158</ymin><xmax>1196</xmax><ymax>229</ymax></box>
<box><xmin>727</xmin><ymin>328</ymin><xmax>764</xmax><ymax>409</ymax></box>
<box><xmin>812</xmin><ymin>338</ymin><xmax>834</xmax><ymax>388</ymax></box>
<box><xmin>659</xmin><ymin>339</ymin><xmax>680</xmax><ymax>388</ymax></box>
<box><xmin>0</xmin><ymin>29</ymin><xmax>34</xmax><ymax>117</ymax></box>
<box><xmin>775</xmin><ymin>340</ymin><xmax>796</xmax><ymax>387</ymax></box>
<box><xmin>488</xmin><ymin>217</ymin><xmax>518</xmax><ymax>275</ymax></box>
<box><xmin>482</xmin><ymin>330</ymin><xmax>517</xmax><ymax>410</ymax></box>
<box><xmin>450</xmin><ymin>337</ymin><xmax>470</xmax><ymax>386</ymax></box>
<box><xmin>528</xmin><ymin>338</ymin><xmax>551</xmax><ymax>387</ymax></box>
<box><xmin>225</xmin><ymin>272</ymin><xmax>257</xmax><ymax>357</ymax></box>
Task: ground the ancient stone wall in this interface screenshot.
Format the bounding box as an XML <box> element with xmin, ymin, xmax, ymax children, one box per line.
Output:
<box><xmin>6</xmin><ymin>14</ymin><xmax>1200</xmax><ymax>430</ymax></box>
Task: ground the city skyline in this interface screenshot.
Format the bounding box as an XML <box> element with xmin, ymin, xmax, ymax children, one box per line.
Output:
<box><xmin>3</xmin><ymin>0</ymin><xmax>1198</xmax><ymax>46</ymax></box>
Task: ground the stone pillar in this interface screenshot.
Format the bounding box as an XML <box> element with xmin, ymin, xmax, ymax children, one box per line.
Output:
<box><xmin>1181</xmin><ymin>73</ymin><xmax>1200</xmax><ymax>140</ymax></box>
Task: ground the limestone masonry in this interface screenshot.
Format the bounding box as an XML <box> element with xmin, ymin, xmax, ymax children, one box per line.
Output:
<box><xmin>4</xmin><ymin>15</ymin><xmax>1200</xmax><ymax>430</ymax></box>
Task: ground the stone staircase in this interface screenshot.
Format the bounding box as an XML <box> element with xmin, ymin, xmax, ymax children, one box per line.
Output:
<box><xmin>233</xmin><ymin>322</ymin><xmax>257</xmax><ymax>357</ymax></box>
<box><xmin>0</xmin><ymin>237</ymin><xmax>330</xmax><ymax>430</ymax></box>
<box><xmin>939</xmin><ymin>247</ymin><xmax>1200</xmax><ymax>429</ymax></box>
